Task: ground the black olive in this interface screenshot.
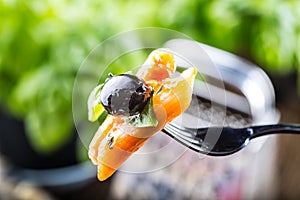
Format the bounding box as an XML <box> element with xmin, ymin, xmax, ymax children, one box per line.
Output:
<box><xmin>100</xmin><ymin>74</ymin><xmax>153</xmax><ymax>116</ymax></box>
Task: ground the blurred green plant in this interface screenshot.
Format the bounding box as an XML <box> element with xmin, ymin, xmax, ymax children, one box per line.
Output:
<box><xmin>157</xmin><ymin>0</ymin><xmax>300</xmax><ymax>83</ymax></box>
<box><xmin>0</xmin><ymin>0</ymin><xmax>299</xmax><ymax>155</ymax></box>
<box><xmin>0</xmin><ymin>0</ymin><xmax>159</xmax><ymax>154</ymax></box>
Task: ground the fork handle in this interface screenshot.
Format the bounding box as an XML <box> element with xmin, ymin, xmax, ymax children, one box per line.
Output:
<box><xmin>250</xmin><ymin>124</ymin><xmax>300</xmax><ymax>139</ymax></box>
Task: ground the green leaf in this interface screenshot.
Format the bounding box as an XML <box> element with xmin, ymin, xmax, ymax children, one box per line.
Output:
<box><xmin>126</xmin><ymin>97</ymin><xmax>158</xmax><ymax>127</ymax></box>
<box><xmin>25</xmin><ymin>107</ymin><xmax>73</xmax><ymax>154</ymax></box>
<box><xmin>87</xmin><ymin>84</ymin><xmax>104</xmax><ymax>122</ymax></box>
<box><xmin>97</xmin><ymin>110</ymin><xmax>108</xmax><ymax>125</ymax></box>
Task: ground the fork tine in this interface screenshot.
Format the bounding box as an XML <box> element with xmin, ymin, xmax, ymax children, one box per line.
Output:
<box><xmin>163</xmin><ymin>125</ymin><xmax>233</xmax><ymax>156</ymax></box>
<box><xmin>162</xmin><ymin>128</ymin><xmax>203</xmax><ymax>153</ymax></box>
<box><xmin>164</xmin><ymin>124</ymin><xmax>202</xmax><ymax>145</ymax></box>
<box><xmin>166</xmin><ymin>123</ymin><xmax>196</xmax><ymax>138</ymax></box>
<box><xmin>167</xmin><ymin>122</ymin><xmax>187</xmax><ymax>131</ymax></box>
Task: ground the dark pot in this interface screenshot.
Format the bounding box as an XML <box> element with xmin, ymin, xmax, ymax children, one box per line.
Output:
<box><xmin>0</xmin><ymin>108</ymin><xmax>111</xmax><ymax>199</ymax></box>
<box><xmin>0</xmin><ymin>110</ymin><xmax>78</xmax><ymax>169</ymax></box>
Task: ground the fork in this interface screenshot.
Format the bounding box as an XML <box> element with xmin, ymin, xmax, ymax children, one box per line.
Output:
<box><xmin>162</xmin><ymin>123</ymin><xmax>300</xmax><ymax>156</ymax></box>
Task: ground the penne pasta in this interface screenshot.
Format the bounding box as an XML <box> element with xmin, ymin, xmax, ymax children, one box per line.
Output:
<box><xmin>88</xmin><ymin>49</ymin><xmax>197</xmax><ymax>181</ymax></box>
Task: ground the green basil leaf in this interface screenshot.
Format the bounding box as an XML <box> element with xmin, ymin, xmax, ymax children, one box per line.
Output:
<box><xmin>126</xmin><ymin>97</ymin><xmax>158</xmax><ymax>127</ymax></box>
<box><xmin>88</xmin><ymin>84</ymin><xmax>104</xmax><ymax>122</ymax></box>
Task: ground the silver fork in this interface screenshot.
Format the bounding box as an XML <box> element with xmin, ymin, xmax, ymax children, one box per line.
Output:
<box><xmin>162</xmin><ymin>123</ymin><xmax>300</xmax><ymax>156</ymax></box>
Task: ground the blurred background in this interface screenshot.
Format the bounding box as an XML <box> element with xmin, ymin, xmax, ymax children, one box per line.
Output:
<box><xmin>0</xmin><ymin>0</ymin><xmax>299</xmax><ymax>199</ymax></box>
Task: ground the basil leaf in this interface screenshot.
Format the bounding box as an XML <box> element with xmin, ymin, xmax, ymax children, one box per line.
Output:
<box><xmin>126</xmin><ymin>97</ymin><xmax>158</xmax><ymax>127</ymax></box>
<box><xmin>88</xmin><ymin>84</ymin><xmax>104</xmax><ymax>122</ymax></box>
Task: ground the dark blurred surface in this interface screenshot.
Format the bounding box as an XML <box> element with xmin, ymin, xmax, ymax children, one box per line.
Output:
<box><xmin>272</xmin><ymin>73</ymin><xmax>300</xmax><ymax>199</ymax></box>
<box><xmin>0</xmin><ymin>108</ymin><xmax>77</xmax><ymax>169</ymax></box>
<box><xmin>47</xmin><ymin>177</ymin><xmax>113</xmax><ymax>200</ymax></box>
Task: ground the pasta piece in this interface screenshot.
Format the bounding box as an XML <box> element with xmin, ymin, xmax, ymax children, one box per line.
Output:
<box><xmin>88</xmin><ymin>49</ymin><xmax>197</xmax><ymax>181</ymax></box>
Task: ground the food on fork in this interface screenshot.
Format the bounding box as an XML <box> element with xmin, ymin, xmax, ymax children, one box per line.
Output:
<box><xmin>88</xmin><ymin>49</ymin><xmax>197</xmax><ymax>181</ymax></box>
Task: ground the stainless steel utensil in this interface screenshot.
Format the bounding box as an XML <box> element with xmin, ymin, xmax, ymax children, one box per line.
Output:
<box><xmin>162</xmin><ymin>123</ymin><xmax>300</xmax><ymax>156</ymax></box>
